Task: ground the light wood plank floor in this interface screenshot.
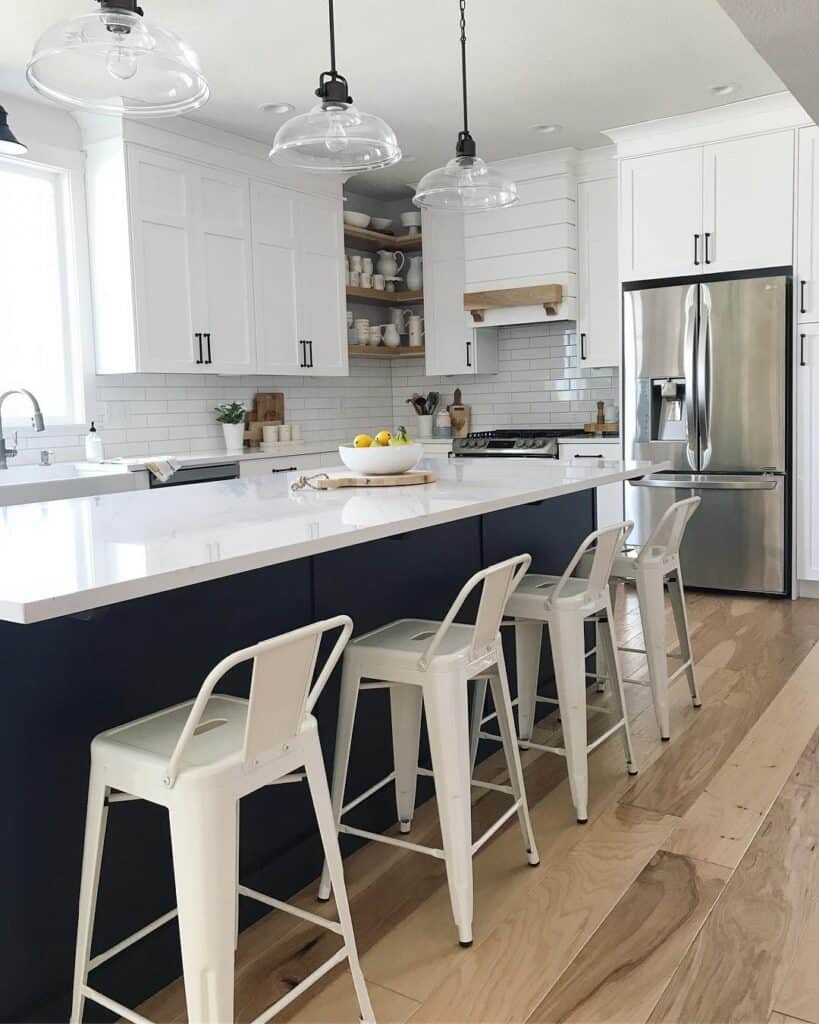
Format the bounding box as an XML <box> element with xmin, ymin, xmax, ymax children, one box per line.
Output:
<box><xmin>136</xmin><ymin>589</ymin><xmax>819</xmax><ymax>1024</ymax></box>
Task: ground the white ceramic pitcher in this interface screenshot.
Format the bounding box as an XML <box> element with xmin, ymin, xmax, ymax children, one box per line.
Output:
<box><xmin>390</xmin><ymin>307</ymin><xmax>410</xmax><ymax>334</ymax></box>
<box><xmin>376</xmin><ymin>250</ymin><xmax>405</xmax><ymax>278</ymax></box>
<box><xmin>408</xmin><ymin>314</ymin><xmax>424</xmax><ymax>348</ymax></box>
<box><xmin>406</xmin><ymin>256</ymin><xmax>423</xmax><ymax>291</ymax></box>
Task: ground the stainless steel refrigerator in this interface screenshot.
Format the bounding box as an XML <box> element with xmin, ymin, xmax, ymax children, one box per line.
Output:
<box><xmin>623</xmin><ymin>270</ymin><xmax>791</xmax><ymax>595</ymax></box>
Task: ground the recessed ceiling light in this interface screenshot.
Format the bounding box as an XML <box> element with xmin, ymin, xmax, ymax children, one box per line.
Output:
<box><xmin>710</xmin><ymin>83</ymin><xmax>738</xmax><ymax>97</ymax></box>
<box><xmin>531</xmin><ymin>123</ymin><xmax>561</xmax><ymax>134</ymax></box>
<box><xmin>260</xmin><ymin>102</ymin><xmax>294</xmax><ymax>114</ymax></box>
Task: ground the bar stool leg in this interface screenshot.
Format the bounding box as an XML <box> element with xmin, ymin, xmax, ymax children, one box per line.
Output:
<box><xmin>70</xmin><ymin>766</ymin><xmax>109</xmax><ymax>1024</ymax></box>
<box><xmin>169</xmin><ymin>792</ymin><xmax>237</xmax><ymax>1024</ymax></box>
<box><xmin>515</xmin><ymin>620</ymin><xmax>543</xmax><ymax>741</ymax></box>
<box><xmin>635</xmin><ymin>564</ymin><xmax>672</xmax><ymax>740</ymax></box>
<box><xmin>423</xmin><ymin>675</ymin><xmax>475</xmax><ymax>946</ymax></box>
<box><xmin>318</xmin><ymin>661</ymin><xmax>361</xmax><ymax>901</ymax></box>
<box><xmin>304</xmin><ymin>735</ymin><xmax>376</xmax><ymax>1024</ymax></box>
<box><xmin>598</xmin><ymin>599</ymin><xmax>638</xmax><ymax>776</ymax></box>
<box><xmin>667</xmin><ymin>568</ymin><xmax>701</xmax><ymax>707</ymax></box>
<box><xmin>390</xmin><ymin>684</ymin><xmax>423</xmax><ymax>833</ymax></box>
<box><xmin>549</xmin><ymin>610</ymin><xmax>590</xmax><ymax>823</ymax></box>
<box><xmin>234</xmin><ymin>803</ymin><xmax>241</xmax><ymax>951</ymax></box>
<box><xmin>469</xmin><ymin>677</ymin><xmax>488</xmax><ymax>772</ymax></box>
<box><xmin>492</xmin><ymin>654</ymin><xmax>540</xmax><ymax>866</ymax></box>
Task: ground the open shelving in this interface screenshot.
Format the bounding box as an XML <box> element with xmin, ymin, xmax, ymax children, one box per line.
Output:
<box><xmin>343</xmin><ymin>225</ymin><xmax>422</xmax><ymax>252</ymax></box>
<box><xmin>348</xmin><ymin>345</ymin><xmax>425</xmax><ymax>358</ymax></box>
<box><xmin>346</xmin><ymin>286</ymin><xmax>423</xmax><ymax>305</ymax></box>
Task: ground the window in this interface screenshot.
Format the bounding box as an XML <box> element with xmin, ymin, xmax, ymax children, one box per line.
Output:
<box><xmin>0</xmin><ymin>156</ymin><xmax>88</xmax><ymax>426</ymax></box>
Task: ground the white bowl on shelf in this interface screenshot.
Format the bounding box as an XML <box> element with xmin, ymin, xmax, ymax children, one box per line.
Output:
<box><xmin>338</xmin><ymin>443</ymin><xmax>423</xmax><ymax>475</ymax></box>
<box><xmin>344</xmin><ymin>211</ymin><xmax>371</xmax><ymax>228</ymax></box>
<box><xmin>400</xmin><ymin>211</ymin><xmax>422</xmax><ymax>229</ymax></box>
<box><xmin>370</xmin><ymin>217</ymin><xmax>392</xmax><ymax>232</ymax></box>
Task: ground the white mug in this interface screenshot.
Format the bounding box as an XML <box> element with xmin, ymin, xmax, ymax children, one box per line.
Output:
<box><xmin>362</xmin><ymin>257</ymin><xmax>374</xmax><ymax>275</ymax></box>
<box><xmin>291</xmin><ymin>423</ymin><xmax>303</xmax><ymax>441</ymax></box>
<box><xmin>349</xmin><ymin>254</ymin><xmax>363</xmax><ymax>272</ymax></box>
<box><xmin>360</xmin><ymin>271</ymin><xmax>373</xmax><ymax>289</ymax></box>
<box><xmin>368</xmin><ymin>324</ymin><xmax>382</xmax><ymax>345</ymax></box>
<box><xmin>279</xmin><ymin>424</ymin><xmax>292</xmax><ymax>442</ymax></box>
<box><xmin>262</xmin><ymin>424</ymin><xmax>279</xmax><ymax>444</ymax></box>
<box><xmin>354</xmin><ymin>318</ymin><xmax>370</xmax><ymax>343</ymax></box>
<box><xmin>382</xmin><ymin>323</ymin><xmax>401</xmax><ymax>347</ymax></box>
<box><xmin>349</xmin><ymin>270</ymin><xmax>361</xmax><ymax>287</ymax></box>
<box><xmin>373</xmin><ymin>273</ymin><xmax>386</xmax><ymax>291</ymax></box>
<box><xmin>408</xmin><ymin>314</ymin><xmax>424</xmax><ymax>347</ymax></box>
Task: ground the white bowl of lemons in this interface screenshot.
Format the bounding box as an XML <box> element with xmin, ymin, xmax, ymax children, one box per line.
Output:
<box><xmin>339</xmin><ymin>428</ymin><xmax>422</xmax><ymax>475</ymax></box>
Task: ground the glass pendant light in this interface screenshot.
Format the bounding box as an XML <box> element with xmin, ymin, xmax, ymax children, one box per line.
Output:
<box><xmin>0</xmin><ymin>107</ymin><xmax>27</xmax><ymax>156</ymax></box>
<box><xmin>270</xmin><ymin>0</ymin><xmax>400</xmax><ymax>172</ymax></box>
<box><xmin>26</xmin><ymin>0</ymin><xmax>209</xmax><ymax>118</ymax></box>
<box><xmin>414</xmin><ymin>0</ymin><xmax>517</xmax><ymax>211</ymax></box>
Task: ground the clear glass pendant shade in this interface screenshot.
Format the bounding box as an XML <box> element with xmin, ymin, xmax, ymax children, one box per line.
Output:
<box><xmin>270</xmin><ymin>100</ymin><xmax>401</xmax><ymax>172</ymax></box>
<box><xmin>413</xmin><ymin>153</ymin><xmax>518</xmax><ymax>211</ymax></box>
<box><xmin>26</xmin><ymin>8</ymin><xmax>209</xmax><ymax>117</ymax></box>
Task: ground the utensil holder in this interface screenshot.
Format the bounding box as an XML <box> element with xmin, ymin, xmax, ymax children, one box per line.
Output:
<box><xmin>416</xmin><ymin>414</ymin><xmax>433</xmax><ymax>438</ymax></box>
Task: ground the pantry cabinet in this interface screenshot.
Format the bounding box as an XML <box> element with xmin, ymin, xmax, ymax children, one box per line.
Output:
<box><xmin>620</xmin><ymin>131</ymin><xmax>794</xmax><ymax>281</ymax></box>
<box><xmin>797</xmin><ymin>326</ymin><xmax>819</xmax><ymax>582</ymax></box>
<box><xmin>576</xmin><ymin>176</ymin><xmax>620</xmax><ymax>368</ymax></box>
<box><xmin>86</xmin><ymin>137</ymin><xmax>345</xmax><ymax>375</ymax></box>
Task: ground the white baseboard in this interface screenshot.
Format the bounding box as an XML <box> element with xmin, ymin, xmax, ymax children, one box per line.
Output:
<box><xmin>796</xmin><ymin>579</ymin><xmax>819</xmax><ymax>599</ymax></box>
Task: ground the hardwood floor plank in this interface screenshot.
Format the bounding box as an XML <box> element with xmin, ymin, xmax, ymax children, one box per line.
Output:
<box><xmin>285</xmin><ymin>978</ymin><xmax>419</xmax><ymax>1023</ymax></box>
<box><xmin>772</xmin><ymin>896</ymin><xmax>819</xmax><ymax>1024</ymax></box>
<box><xmin>527</xmin><ymin>851</ymin><xmax>729</xmax><ymax>1024</ymax></box>
<box><xmin>405</xmin><ymin>805</ymin><xmax>677</xmax><ymax>1024</ymax></box>
<box><xmin>648</xmin><ymin>780</ymin><xmax>819</xmax><ymax>1023</ymax></box>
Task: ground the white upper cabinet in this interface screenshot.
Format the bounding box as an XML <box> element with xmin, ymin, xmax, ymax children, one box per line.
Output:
<box><xmin>797</xmin><ymin>126</ymin><xmax>819</xmax><ymax>322</ymax></box>
<box><xmin>577</xmin><ymin>176</ymin><xmax>620</xmax><ymax>368</ymax></box>
<box><xmin>620</xmin><ymin>131</ymin><xmax>794</xmax><ymax>281</ymax></box>
<box><xmin>620</xmin><ymin>148</ymin><xmax>703</xmax><ymax>280</ymax></box>
<box><xmin>702</xmin><ymin>132</ymin><xmax>794</xmax><ymax>273</ymax></box>
<box><xmin>86</xmin><ymin>132</ymin><xmax>345</xmax><ymax>375</ymax></box>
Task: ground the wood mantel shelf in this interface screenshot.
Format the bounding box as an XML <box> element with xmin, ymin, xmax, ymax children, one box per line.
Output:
<box><xmin>464</xmin><ymin>284</ymin><xmax>564</xmax><ymax>322</ymax></box>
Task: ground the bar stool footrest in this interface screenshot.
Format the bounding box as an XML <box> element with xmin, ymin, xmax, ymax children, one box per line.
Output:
<box><xmin>238</xmin><ymin>885</ymin><xmax>344</xmax><ymax>935</ymax></box>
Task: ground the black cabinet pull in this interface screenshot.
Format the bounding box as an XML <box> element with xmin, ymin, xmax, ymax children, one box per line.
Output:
<box><xmin>704</xmin><ymin>232</ymin><xmax>711</xmax><ymax>264</ymax></box>
<box><xmin>801</xmin><ymin>280</ymin><xmax>807</xmax><ymax>314</ymax></box>
<box><xmin>307</xmin><ymin>339</ymin><xmax>314</xmax><ymax>368</ymax></box>
<box><xmin>693</xmin><ymin>233</ymin><xmax>700</xmax><ymax>266</ymax></box>
<box><xmin>574</xmin><ymin>453</ymin><xmax>604</xmax><ymax>459</ymax></box>
<box><xmin>801</xmin><ymin>333</ymin><xmax>808</xmax><ymax>367</ymax></box>
<box><xmin>204</xmin><ymin>332</ymin><xmax>212</xmax><ymax>365</ymax></box>
<box><xmin>270</xmin><ymin>466</ymin><xmax>298</xmax><ymax>473</ymax></box>
<box><xmin>195</xmin><ymin>332</ymin><xmax>203</xmax><ymax>365</ymax></box>
<box><xmin>580</xmin><ymin>332</ymin><xmax>588</xmax><ymax>360</ymax></box>
<box><xmin>466</xmin><ymin>340</ymin><xmax>472</xmax><ymax>367</ymax></box>
<box><xmin>298</xmin><ymin>340</ymin><xmax>306</xmax><ymax>367</ymax></box>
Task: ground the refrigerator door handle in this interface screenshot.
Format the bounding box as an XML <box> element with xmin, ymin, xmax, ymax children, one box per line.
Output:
<box><xmin>683</xmin><ymin>285</ymin><xmax>698</xmax><ymax>470</ymax></box>
<box><xmin>698</xmin><ymin>285</ymin><xmax>713</xmax><ymax>470</ymax></box>
<box><xmin>629</xmin><ymin>476</ymin><xmax>779</xmax><ymax>491</ymax></box>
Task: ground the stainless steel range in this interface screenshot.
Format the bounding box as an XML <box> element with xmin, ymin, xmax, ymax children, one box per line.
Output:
<box><xmin>452</xmin><ymin>428</ymin><xmax>586</xmax><ymax>458</ymax></box>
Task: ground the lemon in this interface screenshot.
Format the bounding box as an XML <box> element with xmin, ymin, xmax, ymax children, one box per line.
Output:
<box><xmin>353</xmin><ymin>434</ymin><xmax>373</xmax><ymax>448</ymax></box>
<box><xmin>375</xmin><ymin>430</ymin><xmax>392</xmax><ymax>446</ymax></box>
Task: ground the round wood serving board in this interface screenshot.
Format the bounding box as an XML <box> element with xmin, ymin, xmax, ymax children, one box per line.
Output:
<box><xmin>315</xmin><ymin>471</ymin><xmax>436</xmax><ymax>489</ymax></box>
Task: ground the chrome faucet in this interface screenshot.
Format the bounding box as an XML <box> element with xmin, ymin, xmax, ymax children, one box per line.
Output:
<box><xmin>0</xmin><ymin>389</ymin><xmax>45</xmax><ymax>470</ymax></box>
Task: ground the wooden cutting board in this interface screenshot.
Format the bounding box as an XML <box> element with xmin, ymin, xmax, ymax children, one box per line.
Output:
<box><xmin>314</xmin><ymin>471</ymin><xmax>437</xmax><ymax>489</ymax></box>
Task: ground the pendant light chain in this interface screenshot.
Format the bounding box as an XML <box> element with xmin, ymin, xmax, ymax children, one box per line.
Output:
<box><xmin>460</xmin><ymin>0</ymin><xmax>469</xmax><ymax>137</ymax></box>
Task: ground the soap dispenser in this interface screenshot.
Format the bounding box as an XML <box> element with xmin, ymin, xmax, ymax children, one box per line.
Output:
<box><xmin>85</xmin><ymin>421</ymin><xmax>103</xmax><ymax>463</ymax></box>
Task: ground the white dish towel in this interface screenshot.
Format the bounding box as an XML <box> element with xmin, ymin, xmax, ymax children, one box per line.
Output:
<box><xmin>145</xmin><ymin>457</ymin><xmax>181</xmax><ymax>483</ymax></box>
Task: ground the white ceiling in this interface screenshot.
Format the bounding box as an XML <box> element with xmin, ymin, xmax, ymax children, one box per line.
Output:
<box><xmin>1</xmin><ymin>0</ymin><xmax>785</xmax><ymax>198</ymax></box>
<box><xmin>717</xmin><ymin>0</ymin><xmax>819</xmax><ymax>125</ymax></box>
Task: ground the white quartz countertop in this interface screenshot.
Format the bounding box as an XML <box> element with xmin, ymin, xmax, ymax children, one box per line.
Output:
<box><xmin>0</xmin><ymin>456</ymin><xmax>667</xmax><ymax>624</ymax></box>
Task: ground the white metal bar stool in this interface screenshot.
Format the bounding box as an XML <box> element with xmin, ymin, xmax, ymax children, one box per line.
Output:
<box><xmin>71</xmin><ymin>617</ymin><xmax>374</xmax><ymax>1024</ymax></box>
<box><xmin>317</xmin><ymin>555</ymin><xmax>540</xmax><ymax>948</ymax></box>
<box><xmin>472</xmin><ymin>523</ymin><xmax>638</xmax><ymax>825</ymax></box>
<box><xmin>603</xmin><ymin>495</ymin><xmax>702</xmax><ymax>740</ymax></box>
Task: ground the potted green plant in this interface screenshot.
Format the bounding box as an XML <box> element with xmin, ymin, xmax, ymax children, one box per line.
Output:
<box><xmin>214</xmin><ymin>402</ymin><xmax>246</xmax><ymax>452</ymax></box>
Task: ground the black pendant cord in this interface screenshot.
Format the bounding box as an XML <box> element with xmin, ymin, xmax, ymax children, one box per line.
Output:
<box><xmin>456</xmin><ymin>0</ymin><xmax>476</xmax><ymax>157</ymax></box>
<box><xmin>316</xmin><ymin>0</ymin><xmax>352</xmax><ymax>103</ymax></box>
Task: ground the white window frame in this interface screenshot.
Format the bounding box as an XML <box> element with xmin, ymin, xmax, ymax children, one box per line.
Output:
<box><xmin>0</xmin><ymin>139</ymin><xmax>96</xmax><ymax>432</ymax></box>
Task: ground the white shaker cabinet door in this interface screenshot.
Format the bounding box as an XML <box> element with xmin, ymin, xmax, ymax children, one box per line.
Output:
<box><xmin>250</xmin><ymin>181</ymin><xmax>302</xmax><ymax>373</ymax></box>
<box><xmin>422</xmin><ymin>208</ymin><xmax>478</xmax><ymax>375</ymax></box>
<box><xmin>620</xmin><ymin>148</ymin><xmax>703</xmax><ymax>281</ymax></box>
<box><xmin>702</xmin><ymin>131</ymin><xmax>794</xmax><ymax>274</ymax></box>
<box><xmin>295</xmin><ymin>194</ymin><xmax>348</xmax><ymax>376</ymax></box>
<box><xmin>196</xmin><ymin>166</ymin><xmax>256</xmax><ymax>373</ymax></box>
<box><xmin>127</xmin><ymin>147</ymin><xmax>202</xmax><ymax>373</ymax></box>
<box><xmin>577</xmin><ymin>176</ymin><xmax>620</xmax><ymax>369</ymax></box>
<box><xmin>797</xmin><ymin>126</ymin><xmax>819</xmax><ymax>322</ymax></box>
<box><xmin>797</xmin><ymin>326</ymin><xmax>819</xmax><ymax>581</ymax></box>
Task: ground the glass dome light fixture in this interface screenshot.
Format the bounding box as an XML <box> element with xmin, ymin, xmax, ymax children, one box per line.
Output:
<box><xmin>0</xmin><ymin>106</ymin><xmax>27</xmax><ymax>156</ymax></box>
<box><xmin>413</xmin><ymin>0</ymin><xmax>518</xmax><ymax>212</ymax></box>
<box><xmin>26</xmin><ymin>0</ymin><xmax>209</xmax><ymax>118</ymax></box>
<box><xmin>270</xmin><ymin>0</ymin><xmax>401</xmax><ymax>172</ymax></box>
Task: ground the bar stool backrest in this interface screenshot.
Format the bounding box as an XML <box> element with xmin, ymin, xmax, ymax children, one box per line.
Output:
<box><xmin>417</xmin><ymin>554</ymin><xmax>532</xmax><ymax>670</ymax></box>
<box><xmin>558</xmin><ymin>521</ymin><xmax>635</xmax><ymax>605</ymax></box>
<box><xmin>638</xmin><ymin>496</ymin><xmax>701</xmax><ymax>564</ymax></box>
<box><xmin>164</xmin><ymin>616</ymin><xmax>353</xmax><ymax>786</ymax></box>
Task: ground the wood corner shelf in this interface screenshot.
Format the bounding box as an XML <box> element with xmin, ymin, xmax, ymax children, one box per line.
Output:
<box><xmin>346</xmin><ymin>286</ymin><xmax>423</xmax><ymax>305</ymax></box>
<box><xmin>343</xmin><ymin>225</ymin><xmax>422</xmax><ymax>252</ymax></box>
<box><xmin>464</xmin><ymin>283</ymin><xmax>564</xmax><ymax>322</ymax></box>
<box><xmin>348</xmin><ymin>345</ymin><xmax>425</xmax><ymax>358</ymax></box>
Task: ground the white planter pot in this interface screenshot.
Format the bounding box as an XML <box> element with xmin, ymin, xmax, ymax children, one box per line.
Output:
<box><xmin>222</xmin><ymin>422</ymin><xmax>245</xmax><ymax>452</ymax></box>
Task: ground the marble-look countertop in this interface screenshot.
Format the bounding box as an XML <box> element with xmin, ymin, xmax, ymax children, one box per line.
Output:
<box><xmin>0</xmin><ymin>456</ymin><xmax>667</xmax><ymax>624</ymax></box>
